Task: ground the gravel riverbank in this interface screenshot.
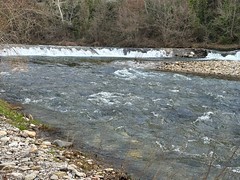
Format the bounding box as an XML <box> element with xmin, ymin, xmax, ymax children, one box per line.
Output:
<box><xmin>156</xmin><ymin>60</ymin><xmax>240</xmax><ymax>80</ymax></box>
<box><xmin>0</xmin><ymin>115</ymin><xmax>129</xmax><ymax>180</ymax></box>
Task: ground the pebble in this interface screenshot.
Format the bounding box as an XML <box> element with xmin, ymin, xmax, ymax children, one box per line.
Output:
<box><xmin>0</xmin><ymin>116</ymin><xmax>125</xmax><ymax>180</ymax></box>
<box><xmin>9</xmin><ymin>141</ymin><xmax>18</xmax><ymax>147</ymax></box>
<box><xmin>24</xmin><ymin>172</ymin><xmax>38</xmax><ymax>180</ymax></box>
<box><xmin>1</xmin><ymin>136</ymin><xmax>10</xmax><ymax>142</ymax></box>
<box><xmin>42</xmin><ymin>141</ymin><xmax>52</xmax><ymax>146</ymax></box>
<box><xmin>29</xmin><ymin>144</ymin><xmax>38</xmax><ymax>153</ymax></box>
<box><xmin>54</xmin><ymin>171</ymin><xmax>67</xmax><ymax>178</ymax></box>
<box><xmin>104</xmin><ymin>168</ymin><xmax>114</xmax><ymax>172</ymax></box>
<box><xmin>22</xmin><ymin>130</ymin><xmax>36</xmax><ymax>138</ymax></box>
<box><xmin>0</xmin><ymin>130</ymin><xmax>7</xmax><ymax>137</ymax></box>
<box><xmin>157</xmin><ymin>61</ymin><xmax>240</xmax><ymax>80</ymax></box>
<box><xmin>50</xmin><ymin>174</ymin><xmax>59</xmax><ymax>180</ymax></box>
<box><xmin>11</xmin><ymin>172</ymin><xmax>24</xmax><ymax>179</ymax></box>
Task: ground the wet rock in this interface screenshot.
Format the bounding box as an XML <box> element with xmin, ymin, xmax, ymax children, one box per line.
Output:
<box><xmin>173</xmin><ymin>48</ymin><xmax>207</xmax><ymax>58</ymax></box>
<box><xmin>53</xmin><ymin>139</ymin><xmax>73</xmax><ymax>148</ymax></box>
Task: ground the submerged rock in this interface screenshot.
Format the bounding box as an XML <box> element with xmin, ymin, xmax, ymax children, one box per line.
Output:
<box><xmin>53</xmin><ymin>139</ymin><xmax>73</xmax><ymax>148</ymax></box>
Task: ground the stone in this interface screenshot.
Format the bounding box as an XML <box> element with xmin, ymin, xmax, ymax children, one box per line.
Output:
<box><xmin>50</xmin><ymin>174</ymin><xmax>59</xmax><ymax>180</ymax></box>
<box><xmin>9</xmin><ymin>141</ymin><xmax>18</xmax><ymax>147</ymax></box>
<box><xmin>0</xmin><ymin>130</ymin><xmax>7</xmax><ymax>137</ymax></box>
<box><xmin>30</xmin><ymin>123</ymin><xmax>36</xmax><ymax>128</ymax></box>
<box><xmin>24</xmin><ymin>172</ymin><xmax>37</xmax><ymax>180</ymax></box>
<box><xmin>42</xmin><ymin>141</ymin><xmax>51</xmax><ymax>146</ymax></box>
<box><xmin>0</xmin><ymin>162</ymin><xmax>16</xmax><ymax>170</ymax></box>
<box><xmin>29</xmin><ymin>144</ymin><xmax>38</xmax><ymax>153</ymax></box>
<box><xmin>40</xmin><ymin>144</ymin><xmax>48</xmax><ymax>148</ymax></box>
<box><xmin>104</xmin><ymin>168</ymin><xmax>114</xmax><ymax>172</ymax></box>
<box><xmin>67</xmin><ymin>165</ymin><xmax>86</xmax><ymax>177</ymax></box>
<box><xmin>19</xmin><ymin>166</ymin><xmax>30</xmax><ymax>171</ymax></box>
<box><xmin>53</xmin><ymin>139</ymin><xmax>73</xmax><ymax>148</ymax></box>
<box><xmin>91</xmin><ymin>175</ymin><xmax>102</xmax><ymax>180</ymax></box>
<box><xmin>31</xmin><ymin>166</ymin><xmax>41</xmax><ymax>171</ymax></box>
<box><xmin>11</xmin><ymin>172</ymin><xmax>24</xmax><ymax>179</ymax></box>
<box><xmin>54</xmin><ymin>171</ymin><xmax>67</xmax><ymax>178</ymax></box>
<box><xmin>69</xmin><ymin>164</ymin><xmax>77</xmax><ymax>169</ymax></box>
<box><xmin>22</xmin><ymin>130</ymin><xmax>36</xmax><ymax>138</ymax></box>
<box><xmin>63</xmin><ymin>176</ymin><xmax>71</xmax><ymax>179</ymax></box>
<box><xmin>86</xmin><ymin>159</ymin><xmax>93</xmax><ymax>165</ymax></box>
<box><xmin>74</xmin><ymin>170</ymin><xmax>86</xmax><ymax>178</ymax></box>
<box><xmin>21</xmin><ymin>158</ymin><xmax>31</xmax><ymax>163</ymax></box>
<box><xmin>1</xmin><ymin>136</ymin><xmax>10</xmax><ymax>142</ymax></box>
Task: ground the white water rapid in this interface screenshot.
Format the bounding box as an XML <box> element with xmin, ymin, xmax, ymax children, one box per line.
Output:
<box><xmin>0</xmin><ymin>44</ymin><xmax>239</xmax><ymax>60</ymax></box>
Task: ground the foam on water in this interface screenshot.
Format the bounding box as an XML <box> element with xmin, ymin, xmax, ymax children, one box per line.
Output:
<box><xmin>0</xmin><ymin>72</ymin><xmax>11</xmax><ymax>76</ymax></box>
<box><xmin>193</xmin><ymin>112</ymin><xmax>214</xmax><ymax>123</ymax></box>
<box><xmin>114</xmin><ymin>68</ymin><xmax>154</xmax><ymax>80</ymax></box>
<box><xmin>112</xmin><ymin>61</ymin><xmax>160</xmax><ymax>69</ymax></box>
<box><xmin>0</xmin><ymin>45</ymin><xmax>173</xmax><ymax>58</ymax></box>
<box><xmin>206</xmin><ymin>50</ymin><xmax>240</xmax><ymax>61</ymax></box>
<box><xmin>173</xmin><ymin>74</ymin><xmax>192</xmax><ymax>80</ymax></box>
<box><xmin>202</xmin><ymin>136</ymin><xmax>211</xmax><ymax>144</ymax></box>
<box><xmin>114</xmin><ymin>68</ymin><xmax>137</xmax><ymax>80</ymax></box>
<box><xmin>23</xmin><ymin>98</ymin><xmax>32</xmax><ymax>104</ymax></box>
<box><xmin>231</xmin><ymin>167</ymin><xmax>240</xmax><ymax>173</ymax></box>
<box><xmin>169</xmin><ymin>89</ymin><xmax>180</xmax><ymax>93</ymax></box>
<box><xmin>88</xmin><ymin>92</ymin><xmax>124</xmax><ymax>105</ymax></box>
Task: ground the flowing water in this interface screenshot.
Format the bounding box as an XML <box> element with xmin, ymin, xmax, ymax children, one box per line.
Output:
<box><xmin>0</xmin><ymin>56</ymin><xmax>240</xmax><ymax>179</ymax></box>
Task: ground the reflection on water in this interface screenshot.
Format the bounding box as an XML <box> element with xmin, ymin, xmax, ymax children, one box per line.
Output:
<box><xmin>0</xmin><ymin>56</ymin><xmax>239</xmax><ymax>179</ymax></box>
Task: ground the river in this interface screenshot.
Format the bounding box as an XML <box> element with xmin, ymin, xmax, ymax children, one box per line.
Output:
<box><xmin>0</xmin><ymin>48</ymin><xmax>240</xmax><ymax>179</ymax></box>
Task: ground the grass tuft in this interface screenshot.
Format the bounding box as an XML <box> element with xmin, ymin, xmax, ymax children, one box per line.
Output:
<box><xmin>0</xmin><ymin>99</ymin><xmax>42</xmax><ymax>130</ymax></box>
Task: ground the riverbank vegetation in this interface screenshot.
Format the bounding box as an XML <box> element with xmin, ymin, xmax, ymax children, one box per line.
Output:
<box><xmin>0</xmin><ymin>99</ymin><xmax>43</xmax><ymax>130</ymax></box>
<box><xmin>0</xmin><ymin>0</ymin><xmax>239</xmax><ymax>48</ymax></box>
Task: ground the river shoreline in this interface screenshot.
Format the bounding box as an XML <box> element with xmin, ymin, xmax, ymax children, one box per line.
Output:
<box><xmin>155</xmin><ymin>60</ymin><xmax>240</xmax><ymax>81</ymax></box>
<box><xmin>0</xmin><ymin>107</ymin><xmax>130</xmax><ymax>180</ymax></box>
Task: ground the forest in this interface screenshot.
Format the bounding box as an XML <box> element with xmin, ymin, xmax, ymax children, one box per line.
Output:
<box><xmin>0</xmin><ymin>0</ymin><xmax>239</xmax><ymax>48</ymax></box>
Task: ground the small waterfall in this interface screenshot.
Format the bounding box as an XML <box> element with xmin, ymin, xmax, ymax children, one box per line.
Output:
<box><xmin>0</xmin><ymin>45</ymin><xmax>173</xmax><ymax>58</ymax></box>
<box><xmin>206</xmin><ymin>50</ymin><xmax>240</xmax><ymax>60</ymax></box>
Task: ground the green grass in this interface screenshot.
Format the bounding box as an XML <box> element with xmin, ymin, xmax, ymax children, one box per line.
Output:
<box><xmin>0</xmin><ymin>99</ymin><xmax>41</xmax><ymax>130</ymax></box>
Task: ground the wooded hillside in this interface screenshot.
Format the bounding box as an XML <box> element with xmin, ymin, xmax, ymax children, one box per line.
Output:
<box><xmin>0</xmin><ymin>0</ymin><xmax>239</xmax><ymax>48</ymax></box>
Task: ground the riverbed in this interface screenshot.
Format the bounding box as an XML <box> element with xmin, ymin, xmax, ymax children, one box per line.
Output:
<box><xmin>0</xmin><ymin>52</ymin><xmax>240</xmax><ymax>179</ymax></box>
